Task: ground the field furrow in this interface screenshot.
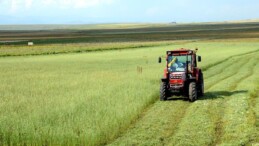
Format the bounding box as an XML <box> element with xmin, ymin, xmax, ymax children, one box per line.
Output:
<box><xmin>205</xmin><ymin>56</ymin><xmax>248</xmax><ymax>90</ymax></box>
<box><xmin>201</xmin><ymin>48</ymin><xmax>259</xmax><ymax>72</ymax></box>
<box><xmin>203</xmin><ymin>60</ymin><xmax>234</xmax><ymax>80</ymax></box>
<box><xmin>228</xmin><ymin>58</ymin><xmax>257</xmax><ymax>90</ymax></box>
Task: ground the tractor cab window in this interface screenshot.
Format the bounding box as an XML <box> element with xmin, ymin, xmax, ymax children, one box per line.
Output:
<box><xmin>167</xmin><ymin>55</ymin><xmax>192</xmax><ymax>72</ymax></box>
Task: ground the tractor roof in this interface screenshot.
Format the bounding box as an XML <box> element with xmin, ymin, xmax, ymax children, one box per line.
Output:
<box><xmin>167</xmin><ymin>48</ymin><xmax>198</xmax><ymax>55</ymax></box>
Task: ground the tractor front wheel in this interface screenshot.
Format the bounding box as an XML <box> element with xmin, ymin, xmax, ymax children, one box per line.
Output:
<box><xmin>189</xmin><ymin>82</ymin><xmax>197</xmax><ymax>102</ymax></box>
<box><xmin>160</xmin><ymin>82</ymin><xmax>168</xmax><ymax>101</ymax></box>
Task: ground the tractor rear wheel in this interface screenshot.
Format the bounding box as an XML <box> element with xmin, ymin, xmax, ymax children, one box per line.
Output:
<box><xmin>160</xmin><ymin>82</ymin><xmax>168</xmax><ymax>101</ymax></box>
<box><xmin>189</xmin><ymin>82</ymin><xmax>197</xmax><ymax>102</ymax></box>
<box><xmin>198</xmin><ymin>74</ymin><xmax>204</xmax><ymax>97</ymax></box>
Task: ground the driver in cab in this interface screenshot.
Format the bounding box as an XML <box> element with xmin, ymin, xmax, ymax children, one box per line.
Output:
<box><xmin>168</xmin><ymin>57</ymin><xmax>184</xmax><ymax>72</ymax></box>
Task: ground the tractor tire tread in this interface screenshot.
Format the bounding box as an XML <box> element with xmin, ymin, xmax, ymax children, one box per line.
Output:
<box><xmin>189</xmin><ymin>82</ymin><xmax>197</xmax><ymax>102</ymax></box>
<box><xmin>160</xmin><ymin>82</ymin><xmax>168</xmax><ymax>101</ymax></box>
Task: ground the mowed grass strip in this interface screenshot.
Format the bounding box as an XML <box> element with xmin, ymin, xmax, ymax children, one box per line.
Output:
<box><xmin>249</xmin><ymin>82</ymin><xmax>259</xmax><ymax>144</ymax></box>
<box><xmin>251</xmin><ymin>78</ymin><xmax>259</xmax><ymax>145</ymax></box>
<box><xmin>218</xmin><ymin>55</ymin><xmax>259</xmax><ymax>145</ymax></box>
<box><xmin>166</xmin><ymin>54</ymin><xmax>259</xmax><ymax>146</ymax></box>
<box><xmin>208</xmin><ymin>55</ymin><xmax>258</xmax><ymax>145</ymax></box>
<box><xmin>200</xmin><ymin>56</ymin><xmax>256</xmax><ymax>145</ymax></box>
<box><xmin>109</xmin><ymin>101</ymin><xmax>190</xmax><ymax>146</ymax></box>
<box><xmin>165</xmin><ymin>55</ymin><xmax>251</xmax><ymax>146</ymax></box>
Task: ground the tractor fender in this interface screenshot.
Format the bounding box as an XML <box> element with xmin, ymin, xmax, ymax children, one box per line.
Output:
<box><xmin>195</xmin><ymin>68</ymin><xmax>203</xmax><ymax>82</ymax></box>
<box><xmin>162</xmin><ymin>68</ymin><xmax>169</xmax><ymax>82</ymax></box>
<box><xmin>187</xmin><ymin>78</ymin><xmax>196</xmax><ymax>83</ymax></box>
<box><xmin>161</xmin><ymin>78</ymin><xmax>169</xmax><ymax>82</ymax></box>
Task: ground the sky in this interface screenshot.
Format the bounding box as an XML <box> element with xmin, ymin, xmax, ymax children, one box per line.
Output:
<box><xmin>0</xmin><ymin>0</ymin><xmax>259</xmax><ymax>24</ymax></box>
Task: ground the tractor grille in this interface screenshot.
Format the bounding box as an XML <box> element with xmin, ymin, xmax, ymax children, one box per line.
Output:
<box><xmin>171</xmin><ymin>74</ymin><xmax>182</xmax><ymax>79</ymax></box>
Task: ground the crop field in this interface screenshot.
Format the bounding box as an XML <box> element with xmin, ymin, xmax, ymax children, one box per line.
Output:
<box><xmin>0</xmin><ymin>22</ymin><xmax>259</xmax><ymax>145</ymax></box>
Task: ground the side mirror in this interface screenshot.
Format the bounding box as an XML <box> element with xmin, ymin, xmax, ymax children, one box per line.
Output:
<box><xmin>158</xmin><ymin>57</ymin><xmax>162</xmax><ymax>63</ymax></box>
<box><xmin>198</xmin><ymin>56</ymin><xmax>201</xmax><ymax>62</ymax></box>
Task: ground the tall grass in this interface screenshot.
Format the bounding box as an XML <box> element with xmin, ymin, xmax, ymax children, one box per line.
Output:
<box><xmin>0</xmin><ymin>40</ymin><xmax>259</xmax><ymax>145</ymax></box>
<box><xmin>0</xmin><ymin>41</ymin><xmax>189</xmax><ymax>57</ymax></box>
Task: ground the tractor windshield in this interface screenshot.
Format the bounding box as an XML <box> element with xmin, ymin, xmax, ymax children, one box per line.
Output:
<box><xmin>167</xmin><ymin>55</ymin><xmax>192</xmax><ymax>72</ymax></box>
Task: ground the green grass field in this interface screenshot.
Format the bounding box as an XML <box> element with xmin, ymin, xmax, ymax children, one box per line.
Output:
<box><xmin>0</xmin><ymin>23</ymin><xmax>259</xmax><ymax>145</ymax></box>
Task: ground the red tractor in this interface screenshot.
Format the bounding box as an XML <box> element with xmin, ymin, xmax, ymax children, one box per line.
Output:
<box><xmin>158</xmin><ymin>48</ymin><xmax>204</xmax><ymax>102</ymax></box>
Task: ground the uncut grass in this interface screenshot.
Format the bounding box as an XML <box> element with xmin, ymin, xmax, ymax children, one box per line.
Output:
<box><xmin>0</xmin><ymin>41</ymin><xmax>188</xmax><ymax>57</ymax></box>
<box><xmin>0</xmin><ymin>51</ymin><xmax>161</xmax><ymax>145</ymax></box>
<box><xmin>1</xmin><ymin>40</ymin><xmax>259</xmax><ymax>145</ymax></box>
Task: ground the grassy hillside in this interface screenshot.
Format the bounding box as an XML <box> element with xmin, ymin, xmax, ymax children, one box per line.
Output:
<box><xmin>0</xmin><ymin>39</ymin><xmax>259</xmax><ymax>145</ymax></box>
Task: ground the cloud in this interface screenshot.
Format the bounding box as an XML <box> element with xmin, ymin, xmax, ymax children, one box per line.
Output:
<box><xmin>8</xmin><ymin>0</ymin><xmax>33</xmax><ymax>13</ymax></box>
<box><xmin>25</xmin><ymin>0</ymin><xmax>33</xmax><ymax>8</ymax></box>
<box><xmin>146</xmin><ymin>7</ymin><xmax>160</xmax><ymax>16</ymax></box>
<box><xmin>10</xmin><ymin>0</ymin><xmax>19</xmax><ymax>13</ymax></box>
<box><xmin>7</xmin><ymin>0</ymin><xmax>115</xmax><ymax>14</ymax></box>
<box><xmin>74</xmin><ymin>0</ymin><xmax>100</xmax><ymax>8</ymax></box>
<box><xmin>42</xmin><ymin>0</ymin><xmax>54</xmax><ymax>5</ymax></box>
<box><xmin>42</xmin><ymin>0</ymin><xmax>115</xmax><ymax>9</ymax></box>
